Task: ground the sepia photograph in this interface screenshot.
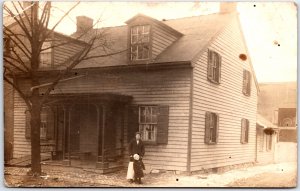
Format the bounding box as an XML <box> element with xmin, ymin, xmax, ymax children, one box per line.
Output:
<box><xmin>3</xmin><ymin>1</ymin><xmax>297</xmax><ymax>188</ymax></box>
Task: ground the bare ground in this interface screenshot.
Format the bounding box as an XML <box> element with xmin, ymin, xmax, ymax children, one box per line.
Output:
<box><xmin>4</xmin><ymin>162</ymin><xmax>297</xmax><ymax>187</ymax></box>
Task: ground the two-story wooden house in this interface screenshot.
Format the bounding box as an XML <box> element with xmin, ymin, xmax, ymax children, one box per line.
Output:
<box><xmin>8</xmin><ymin>3</ymin><xmax>259</xmax><ymax>173</ymax></box>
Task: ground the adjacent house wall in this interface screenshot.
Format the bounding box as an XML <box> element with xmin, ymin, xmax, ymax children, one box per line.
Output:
<box><xmin>190</xmin><ymin>17</ymin><xmax>258</xmax><ymax>171</ymax></box>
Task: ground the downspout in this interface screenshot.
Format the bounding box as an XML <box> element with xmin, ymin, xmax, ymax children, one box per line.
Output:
<box><xmin>187</xmin><ymin>68</ymin><xmax>194</xmax><ymax>174</ymax></box>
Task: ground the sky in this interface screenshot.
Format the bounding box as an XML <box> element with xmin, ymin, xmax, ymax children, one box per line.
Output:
<box><xmin>4</xmin><ymin>2</ymin><xmax>298</xmax><ymax>83</ymax></box>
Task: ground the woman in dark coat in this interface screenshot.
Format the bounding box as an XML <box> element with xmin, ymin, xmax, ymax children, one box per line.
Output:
<box><xmin>127</xmin><ymin>132</ymin><xmax>145</xmax><ymax>184</ymax></box>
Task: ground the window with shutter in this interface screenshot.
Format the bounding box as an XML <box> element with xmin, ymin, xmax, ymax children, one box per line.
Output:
<box><xmin>242</xmin><ymin>70</ymin><xmax>251</xmax><ymax>96</ymax></box>
<box><xmin>205</xmin><ymin>112</ymin><xmax>219</xmax><ymax>144</ymax></box>
<box><xmin>134</xmin><ymin>105</ymin><xmax>169</xmax><ymax>144</ymax></box>
<box><xmin>241</xmin><ymin>118</ymin><xmax>249</xmax><ymax>144</ymax></box>
<box><xmin>207</xmin><ymin>49</ymin><xmax>222</xmax><ymax>84</ymax></box>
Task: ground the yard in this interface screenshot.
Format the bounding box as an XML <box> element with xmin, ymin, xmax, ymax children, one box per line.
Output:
<box><xmin>4</xmin><ymin>162</ymin><xmax>297</xmax><ymax>187</ymax></box>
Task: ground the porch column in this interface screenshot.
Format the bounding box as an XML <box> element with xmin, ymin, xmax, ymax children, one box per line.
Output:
<box><xmin>68</xmin><ymin>105</ymin><xmax>72</xmax><ymax>166</ymax></box>
<box><xmin>102</xmin><ymin>105</ymin><xmax>105</xmax><ymax>164</ymax></box>
<box><xmin>96</xmin><ymin>104</ymin><xmax>109</xmax><ymax>169</ymax></box>
<box><xmin>95</xmin><ymin>104</ymin><xmax>100</xmax><ymax>161</ymax></box>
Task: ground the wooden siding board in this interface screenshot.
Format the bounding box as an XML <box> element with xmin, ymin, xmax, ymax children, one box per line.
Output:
<box><xmin>190</xmin><ymin>18</ymin><xmax>258</xmax><ymax>171</ymax></box>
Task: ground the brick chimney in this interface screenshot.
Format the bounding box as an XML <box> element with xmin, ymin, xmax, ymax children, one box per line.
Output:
<box><xmin>220</xmin><ymin>2</ymin><xmax>237</xmax><ymax>14</ymax></box>
<box><xmin>76</xmin><ymin>16</ymin><xmax>93</xmax><ymax>33</ymax></box>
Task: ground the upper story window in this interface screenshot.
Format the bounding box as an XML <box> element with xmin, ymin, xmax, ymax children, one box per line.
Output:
<box><xmin>242</xmin><ymin>69</ymin><xmax>251</xmax><ymax>96</ymax></box>
<box><xmin>40</xmin><ymin>41</ymin><xmax>52</xmax><ymax>68</ymax></box>
<box><xmin>130</xmin><ymin>25</ymin><xmax>150</xmax><ymax>60</ymax></box>
<box><xmin>207</xmin><ymin>49</ymin><xmax>222</xmax><ymax>84</ymax></box>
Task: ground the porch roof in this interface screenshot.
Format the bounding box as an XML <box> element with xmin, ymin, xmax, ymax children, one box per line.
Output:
<box><xmin>256</xmin><ymin>114</ymin><xmax>278</xmax><ymax>129</ymax></box>
<box><xmin>44</xmin><ymin>93</ymin><xmax>133</xmax><ymax>106</ymax></box>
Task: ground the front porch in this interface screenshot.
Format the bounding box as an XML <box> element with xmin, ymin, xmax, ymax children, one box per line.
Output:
<box><xmin>43</xmin><ymin>93</ymin><xmax>132</xmax><ymax>173</ymax></box>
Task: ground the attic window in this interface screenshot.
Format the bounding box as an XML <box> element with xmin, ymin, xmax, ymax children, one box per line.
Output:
<box><xmin>130</xmin><ymin>25</ymin><xmax>150</xmax><ymax>60</ymax></box>
<box><xmin>207</xmin><ymin>49</ymin><xmax>221</xmax><ymax>84</ymax></box>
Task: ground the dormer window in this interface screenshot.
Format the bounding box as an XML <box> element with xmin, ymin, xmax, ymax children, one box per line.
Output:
<box><xmin>130</xmin><ymin>25</ymin><xmax>150</xmax><ymax>60</ymax></box>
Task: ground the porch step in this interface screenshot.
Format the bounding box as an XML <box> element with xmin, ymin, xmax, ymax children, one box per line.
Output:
<box><xmin>91</xmin><ymin>164</ymin><xmax>124</xmax><ymax>174</ymax></box>
<box><xmin>5</xmin><ymin>155</ymin><xmax>51</xmax><ymax>167</ymax></box>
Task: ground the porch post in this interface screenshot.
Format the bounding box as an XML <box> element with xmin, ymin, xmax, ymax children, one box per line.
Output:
<box><xmin>62</xmin><ymin>106</ymin><xmax>66</xmax><ymax>160</ymax></box>
<box><xmin>96</xmin><ymin>104</ymin><xmax>100</xmax><ymax>162</ymax></box>
<box><xmin>68</xmin><ymin>105</ymin><xmax>72</xmax><ymax>166</ymax></box>
<box><xmin>101</xmin><ymin>105</ymin><xmax>106</xmax><ymax>164</ymax></box>
<box><xmin>96</xmin><ymin>104</ymin><xmax>109</xmax><ymax>169</ymax></box>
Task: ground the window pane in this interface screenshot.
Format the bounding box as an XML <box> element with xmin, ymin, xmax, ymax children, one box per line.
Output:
<box><xmin>131</xmin><ymin>45</ymin><xmax>137</xmax><ymax>60</ymax></box>
<box><xmin>131</xmin><ymin>26</ymin><xmax>138</xmax><ymax>35</ymax></box>
<box><xmin>144</xmin><ymin>25</ymin><xmax>150</xmax><ymax>33</ymax></box>
<box><xmin>142</xmin><ymin>34</ymin><xmax>149</xmax><ymax>43</ymax></box>
<box><xmin>138</xmin><ymin>26</ymin><xmax>143</xmax><ymax>35</ymax></box>
<box><xmin>132</xmin><ymin>35</ymin><xmax>138</xmax><ymax>44</ymax></box>
<box><xmin>151</xmin><ymin>107</ymin><xmax>158</xmax><ymax>123</ymax></box>
<box><xmin>142</xmin><ymin>45</ymin><xmax>149</xmax><ymax>59</ymax></box>
<box><xmin>140</xmin><ymin>107</ymin><xmax>146</xmax><ymax>123</ymax></box>
<box><xmin>138</xmin><ymin>45</ymin><xmax>143</xmax><ymax>59</ymax></box>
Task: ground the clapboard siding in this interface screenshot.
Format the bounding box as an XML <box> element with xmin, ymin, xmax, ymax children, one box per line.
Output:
<box><xmin>52</xmin><ymin>35</ymin><xmax>84</xmax><ymax>68</ymax></box>
<box><xmin>46</xmin><ymin>67</ymin><xmax>191</xmax><ymax>171</ymax></box>
<box><xmin>13</xmin><ymin>92</ymin><xmax>31</xmax><ymax>158</ymax></box>
<box><xmin>190</xmin><ymin>17</ymin><xmax>258</xmax><ymax>171</ymax></box>
<box><xmin>151</xmin><ymin>23</ymin><xmax>178</xmax><ymax>59</ymax></box>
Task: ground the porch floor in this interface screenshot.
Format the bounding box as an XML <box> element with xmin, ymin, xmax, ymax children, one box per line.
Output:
<box><xmin>43</xmin><ymin>159</ymin><xmax>124</xmax><ymax>174</ymax></box>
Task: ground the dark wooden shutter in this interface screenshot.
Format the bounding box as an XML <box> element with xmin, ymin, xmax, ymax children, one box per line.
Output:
<box><xmin>156</xmin><ymin>105</ymin><xmax>169</xmax><ymax>144</ymax></box>
<box><xmin>240</xmin><ymin>119</ymin><xmax>244</xmax><ymax>143</ymax></box>
<box><xmin>127</xmin><ymin>105</ymin><xmax>139</xmax><ymax>143</ymax></box>
<box><xmin>242</xmin><ymin>70</ymin><xmax>247</xmax><ymax>95</ymax></box>
<box><xmin>245</xmin><ymin>120</ymin><xmax>249</xmax><ymax>143</ymax></box>
<box><xmin>247</xmin><ymin>72</ymin><xmax>251</xmax><ymax>96</ymax></box>
<box><xmin>217</xmin><ymin>54</ymin><xmax>222</xmax><ymax>83</ymax></box>
<box><xmin>25</xmin><ymin>110</ymin><xmax>31</xmax><ymax>139</ymax></box>
<box><xmin>46</xmin><ymin>109</ymin><xmax>55</xmax><ymax>140</ymax></box>
<box><xmin>204</xmin><ymin>112</ymin><xmax>211</xmax><ymax>144</ymax></box>
<box><xmin>215</xmin><ymin>113</ymin><xmax>219</xmax><ymax>143</ymax></box>
<box><xmin>207</xmin><ymin>49</ymin><xmax>213</xmax><ymax>80</ymax></box>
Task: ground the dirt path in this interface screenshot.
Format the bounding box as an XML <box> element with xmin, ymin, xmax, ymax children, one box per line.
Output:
<box><xmin>227</xmin><ymin>171</ymin><xmax>297</xmax><ymax>187</ymax></box>
<box><xmin>4</xmin><ymin>162</ymin><xmax>297</xmax><ymax>187</ymax></box>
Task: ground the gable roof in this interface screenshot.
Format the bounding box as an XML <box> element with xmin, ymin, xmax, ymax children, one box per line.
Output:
<box><xmin>154</xmin><ymin>13</ymin><xmax>235</xmax><ymax>63</ymax></box>
<box><xmin>74</xmin><ymin>12</ymin><xmax>236</xmax><ymax>69</ymax></box>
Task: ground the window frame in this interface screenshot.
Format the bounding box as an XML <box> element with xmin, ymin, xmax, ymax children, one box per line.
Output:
<box><xmin>130</xmin><ymin>25</ymin><xmax>151</xmax><ymax>61</ymax></box>
<box><xmin>242</xmin><ymin>69</ymin><xmax>251</xmax><ymax>96</ymax></box>
<box><xmin>240</xmin><ymin>118</ymin><xmax>249</xmax><ymax>144</ymax></box>
<box><xmin>138</xmin><ymin>105</ymin><xmax>158</xmax><ymax>143</ymax></box>
<box><xmin>205</xmin><ymin>111</ymin><xmax>219</xmax><ymax>145</ymax></box>
<box><xmin>207</xmin><ymin>49</ymin><xmax>222</xmax><ymax>84</ymax></box>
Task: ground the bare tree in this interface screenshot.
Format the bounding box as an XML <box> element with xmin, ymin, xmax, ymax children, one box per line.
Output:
<box><xmin>3</xmin><ymin>1</ymin><xmax>126</xmax><ymax>175</ymax></box>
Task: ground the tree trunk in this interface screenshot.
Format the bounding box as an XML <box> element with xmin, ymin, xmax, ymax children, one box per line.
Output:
<box><xmin>30</xmin><ymin>92</ymin><xmax>42</xmax><ymax>175</ymax></box>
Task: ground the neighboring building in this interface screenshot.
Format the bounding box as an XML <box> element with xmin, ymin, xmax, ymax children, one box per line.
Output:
<box><xmin>256</xmin><ymin>114</ymin><xmax>278</xmax><ymax>164</ymax></box>
<box><xmin>6</xmin><ymin>3</ymin><xmax>260</xmax><ymax>173</ymax></box>
<box><xmin>258</xmin><ymin>82</ymin><xmax>297</xmax><ymax>143</ymax></box>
